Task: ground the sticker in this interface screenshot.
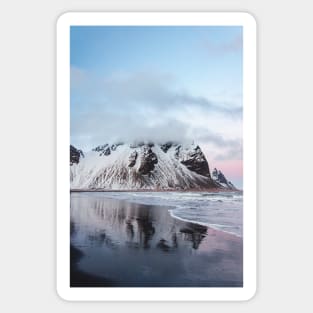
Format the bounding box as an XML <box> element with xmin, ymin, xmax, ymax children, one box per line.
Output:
<box><xmin>57</xmin><ymin>12</ymin><xmax>257</xmax><ymax>301</ymax></box>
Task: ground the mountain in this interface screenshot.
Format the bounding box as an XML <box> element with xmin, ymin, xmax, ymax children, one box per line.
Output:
<box><xmin>212</xmin><ymin>168</ymin><xmax>236</xmax><ymax>189</ymax></box>
<box><xmin>70</xmin><ymin>141</ymin><xmax>236</xmax><ymax>190</ymax></box>
<box><xmin>70</xmin><ymin>145</ymin><xmax>84</xmax><ymax>165</ymax></box>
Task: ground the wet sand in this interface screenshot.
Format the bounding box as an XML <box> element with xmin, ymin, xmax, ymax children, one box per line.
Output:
<box><xmin>70</xmin><ymin>192</ymin><xmax>243</xmax><ymax>287</ymax></box>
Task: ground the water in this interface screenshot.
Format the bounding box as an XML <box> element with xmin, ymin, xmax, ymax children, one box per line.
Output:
<box><xmin>70</xmin><ymin>192</ymin><xmax>243</xmax><ymax>287</ymax></box>
<box><xmin>81</xmin><ymin>191</ymin><xmax>243</xmax><ymax>237</ymax></box>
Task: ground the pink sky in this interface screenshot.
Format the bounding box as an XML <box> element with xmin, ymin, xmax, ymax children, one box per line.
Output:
<box><xmin>207</xmin><ymin>157</ymin><xmax>243</xmax><ymax>189</ymax></box>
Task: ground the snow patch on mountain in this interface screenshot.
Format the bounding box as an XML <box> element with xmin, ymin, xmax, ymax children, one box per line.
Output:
<box><xmin>70</xmin><ymin>142</ymin><xmax>236</xmax><ymax>190</ymax></box>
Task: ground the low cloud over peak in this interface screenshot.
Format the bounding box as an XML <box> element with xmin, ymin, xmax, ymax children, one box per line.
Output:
<box><xmin>71</xmin><ymin>68</ymin><xmax>242</xmax><ymax>163</ymax></box>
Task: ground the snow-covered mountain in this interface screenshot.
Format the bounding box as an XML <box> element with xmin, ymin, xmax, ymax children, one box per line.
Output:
<box><xmin>212</xmin><ymin>168</ymin><xmax>236</xmax><ymax>189</ymax></box>
<box><xmin>70</xmin><ymin>145</ymin><xmax>84</xmax><ymax>166</ymax></box>
<box><xmin>70</xmin><ymin>141</ymin><xmax>236</xmax><ymax>190</ymax></box>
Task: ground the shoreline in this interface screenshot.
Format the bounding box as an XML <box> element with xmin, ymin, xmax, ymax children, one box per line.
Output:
<box><xmin>71</xmin><ymin>188</ymin><xmax>243</xmax><ymax>237</ymax></box>
<box><xmin>70</xmin><ymin>195</ymin><xmax>243</xmax><ymax>287</ymax></box>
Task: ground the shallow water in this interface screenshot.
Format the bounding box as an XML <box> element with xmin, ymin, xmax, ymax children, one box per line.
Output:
<box><xmin>78</xmin><ymin>191</ymin><xmax>243</xmax><ymax>236</ymax></box>
<box><xmin>70</xmin><ymin>192</ymin><xmax>243</xmax><ymax>287</ymax></box>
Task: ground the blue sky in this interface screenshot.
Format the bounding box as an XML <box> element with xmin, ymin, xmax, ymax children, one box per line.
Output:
<box><xmin>70</xmin><ymin>26</ymin><xmax>243</xmax><ymax>187</ymax></box>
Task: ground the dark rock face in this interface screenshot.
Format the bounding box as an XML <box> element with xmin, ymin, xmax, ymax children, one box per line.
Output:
<box><xmin>111</xmin><ymin>142</ymin><xmax>123</xmax><ymax>151</ymax></box>
<box><xmin>92</xmin><ymin>142</ymin><xmax>124</xmax><ymax>155</ymax></box>
<box><xmin>70</xmin><ymin>145</ymin><xmax>84</xmax><ymax>165</ymax></box>
<box><xmin>160</xmin><ymin>142</ymin><xmax>174</xmax><ymax>153</ymax></box>
<box><xmin>128</xmin><ymin>151</ymin><xmax>138</xmax><ymax>167</ymax></box>
<box><xmin>101</xmin><ymin>147</ymin><xmax>111</xmax><ymax>156</ymax></box>
<box><xmin>212</xmin><ymin>168</ymin><xmax>228</xmax><ymax>184</ymax></box>
<box><xmin>138</xmin><ymin>146</ymin><xmax>158</xmax><ymax>175</ymax></box>
<box><xmin>180</xmin><ymin>146</ymin><xmax>211</xmax><ymax>177</ymax></box>
<box><xmin>212</xmin><ymin>168</ymin><xmax>236</xmax><ymax>189</ymax></box>
<box><xmin>174</xmin><ymin>145</ymin><xmax>182</xmax><ymax>159</ymax></box>
<box><xmin>92</xmin><ymin>144</ymin><xmax>111</xmax><ymax>156</ymax></box>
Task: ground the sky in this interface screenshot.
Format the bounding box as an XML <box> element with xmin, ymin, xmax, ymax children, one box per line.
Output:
<box><xmin>70</xmin><ymin>26</ymin><xmax>243</xmax><ymax>187</ymax></box>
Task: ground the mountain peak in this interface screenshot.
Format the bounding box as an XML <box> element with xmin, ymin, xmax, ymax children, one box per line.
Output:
<box><xmin>70</xmin><ymin>145</ymin><xmax>84</xmax><ymax>165</ymax></box>
<box><xmin>70</xmin><ymin>142</ymin><xmax>236</xmax><ymax>190</ymax></box>
<box><xmin>212</xmin><ymin>168</ymin><xmax>236</xmax><ymax>190</ymax></box>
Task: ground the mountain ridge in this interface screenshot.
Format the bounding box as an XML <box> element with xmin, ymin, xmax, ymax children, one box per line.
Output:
<box><xmin>70</xmin><ymin>141</ymin><xmax>237</xmax><ymax>191</ymax></box>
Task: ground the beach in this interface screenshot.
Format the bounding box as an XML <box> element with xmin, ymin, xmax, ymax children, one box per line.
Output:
<box><xmin>70</xmin><ymin>192</ymin><xmax>243</xmax><ymax>287</ymax></box>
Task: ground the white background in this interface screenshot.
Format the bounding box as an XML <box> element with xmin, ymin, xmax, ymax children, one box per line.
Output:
<box><xmin>0</xmin><ymin>0</ymin><xmax>312</xmax><ymax>311</ymax></box>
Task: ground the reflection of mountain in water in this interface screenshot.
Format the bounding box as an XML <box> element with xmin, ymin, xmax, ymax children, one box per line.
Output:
<box><xmin>70</xmin><ymin>192</ymin><xmax>243</xmax><ymax>287</ymax></box>
<box><xmin>71</xmin><ymin>195</ymin><xmax>207</xmax><ymax>253</ymax></box>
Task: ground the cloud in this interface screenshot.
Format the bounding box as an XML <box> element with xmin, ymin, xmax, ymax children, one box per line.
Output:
<box><xmin>71</xmin><ymin>70</ymin><xmax>242</xmax><ymax>118</ymax></box>
<box><xmin>196</xmin><ymin>131</ymin><xmax>241</xmax><ymax>149</ymax></box>
<box><xmin>70</xmin><ymin>69</ymin><xmax>242</xmax><ymax>161</ymax></box>
<box><xmin>71</xmin><ymin>113</ymin><xmax>190</xmax><ymax>147</ymax></box>
<box><xmin>103</xmin><ymin>71</ymin><xmax>242</xmax><ymax>116</ymax></box>
<box><xmin>214</xmin><ymin>145</ymin><xmax>243</xmax><ymax>161</ymax></box>
<box><xmin>71</xmin><ymin>110</ymin><xmax>242</xmax><ymax>161</ymax></box>
<box><xmin>194</xmin><ymin>129</ymin><xmax>242</xmax><ymax>160</ymax></box>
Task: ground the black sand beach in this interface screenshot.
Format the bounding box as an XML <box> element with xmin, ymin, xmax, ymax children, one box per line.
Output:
<box><xmin>70</xmin><ymin>192</ymin><xmax>243</xmax><ymax>287</ymax></box>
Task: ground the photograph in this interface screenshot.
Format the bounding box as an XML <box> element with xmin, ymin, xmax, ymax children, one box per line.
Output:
<box><xmin>57</xmin><ymin>12</ymin><xmax>256</xmax><ymax>300</ymax></box>
<box><xmin>70</xmin><ymin>24</ymin><xmax>243</xmax><ymax>287</ymax></box>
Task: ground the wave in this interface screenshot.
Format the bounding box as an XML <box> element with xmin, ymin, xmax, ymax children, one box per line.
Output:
<box><xmin>88</xmin><ymin>191</ymin><xmax>243</xmax><ymax>237</ymax></box>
